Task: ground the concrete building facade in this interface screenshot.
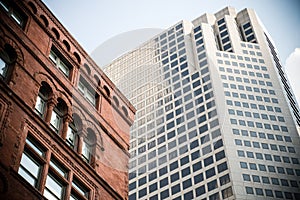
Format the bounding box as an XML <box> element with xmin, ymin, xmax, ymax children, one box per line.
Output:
<box><xmin>0</xmin><ymin>0</ymin><xmax>135</xmax><ymax>199</ymax></box>
<box><xmin>104</xmin><ymin>7</ymin><xmax>300</xmax><ymax>200</ymax></box>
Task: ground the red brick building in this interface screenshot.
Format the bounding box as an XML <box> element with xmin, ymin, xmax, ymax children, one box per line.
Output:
<box><xmin>0</xmin><ymin>0</ymin><xmax>135</xmax><ymax>199</ymax></box>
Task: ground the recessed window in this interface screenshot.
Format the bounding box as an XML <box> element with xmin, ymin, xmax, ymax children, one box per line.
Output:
<box><xmin>50</xmin><ymin>158</ymin><xmax>67</xmax><ymax>178</ymax></box>
<box><xmin>78</xmin><ymin>76</ymin><xmax>97</xmax><ymax>107</ymax></box>
<box><xmin>72</xmin><ymin>178</ymin><xmax>89</xmax><ymax>199</ymax></box>
<box><xmin>35</xmin><ymin>82</ymin><xmax>52</xmax><ymax>118</ymax></box>
<box><xmin>0</xmin><ymin>56</ymin><xmax>7</xmax><ymax>77</ymax></box>
<box><xmin>44</xmin><ymin>173</ymin><xmax>65</xmax><ymax>200</ymax></box>
<box><xmin>50</xmin><ymin>109</ymin><xmax>61</xmax><ymax>132</ymax></box>
<box><xmin>35</xmin><ymin>94</ymin><xmax>46</xmax><ymax>117</ymax></box>
<box><xmin>243</xmin><ymin>174</ymin><xmax>250</xmax><ymax>181</ymax></box>
<box><xmin>0</xmin><ymin>44</ymin><xmax>17</xmax><ymax>79</ymax></box>
<box><xmin>0</xmin><ymin>1</ymin><xmax>27</xmax><ymax>27</ymax></box>
<box><xmin>207</xmin><ymin>179</ymin><xmax>218</xmax><ymax>191</ymax></box>
<box><xmin>49</xmin><ymin>48</ymin><xmax>71</xmax><ymax>78</ymax></box>
<box><xmin>67</xmin><ymin>119</ymin><xmax>79</xmax><ymax>149</ymax></box>
<box><xmin>50</xmin><ymin>99</ymin><xmax>67</xmax><ymax>133</ymax></box>
<box><xmin>245</xmin><ymin>186</ymin><xmax>254</xmax><ymax>194</ymax></box>
<box><xmin>81</xmin><ymin>129</ymin><xmax>96</xmax><ymax>163</ymax></box>
<box><xmin>18</xmin><ymin>151</ymin><xmax>42</xmax><ymax>188</ymax></box>
<box><xmin>18</xmin><ymin>137</ymin><xmax>44</xmax><ymax>188</ymax></box>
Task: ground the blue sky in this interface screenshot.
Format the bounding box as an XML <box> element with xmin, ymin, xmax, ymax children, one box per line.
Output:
<box><xmin>43</xmin><ymin>0</ymin><xmax>299</xmax><ymax>60</ymax></box>
<box><xmin>43</xmin><ymin>0</ymin><xmax>300</xmax><ymax>101</ymax></box>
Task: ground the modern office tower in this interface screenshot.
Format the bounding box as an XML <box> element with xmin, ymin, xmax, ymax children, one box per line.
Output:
<box><xmin>104</xmin><ymin>6</ymin><xmax>300</xmax><ymax>200</ymax></box>
<box><xmin>0</xmin><ymin>0</ymin><xmax>135</xmax><ymax>199</ymax></box>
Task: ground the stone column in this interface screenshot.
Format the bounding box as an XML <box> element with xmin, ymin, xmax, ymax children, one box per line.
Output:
<box><xmin>44</xmin><ymin>97</ymin><xmax>57</xmax><ymax>125</ymax></box>
<box><xmin>61</xmin><ymin>114</ymin><xmax>72</xmax><ymax>140</ymax></box>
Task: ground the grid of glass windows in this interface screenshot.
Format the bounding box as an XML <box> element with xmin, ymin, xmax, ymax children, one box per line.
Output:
<box><xmin>19</xmin><ymin>134</ymin><xmax>91</xmax><ymax>200</ymax></box>
<box><xmin>117</xmin><ymin>22</ymin><xmax>231</xmax><ymax>199</ymax></box>
<box><xmin>105</xmin><ymin>9</ymin><xmax>300</xmax><ymax>200</ymax></box>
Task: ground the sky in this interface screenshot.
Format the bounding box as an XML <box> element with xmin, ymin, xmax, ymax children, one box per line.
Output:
<box><xmin>43</xmin><ymin>0</ymin><xmax>300</xmax><ymax>102</ymax></box>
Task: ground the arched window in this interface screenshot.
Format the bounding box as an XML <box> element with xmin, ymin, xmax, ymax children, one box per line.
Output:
<box><xmin>0</xmin><ymin>44</ymin><xmax>17</xmax><ymax>78</ymax></box>
<box><xmin>66</xmin><ymin>114</ymin><xmax>82</xmax><ymax>150</ymax></box>
<box><xmin>82</xmin><ymin>128</ymin><xmax>96</xmax><ymax>163</ymax></box>
<box><xmin>35</xmin><ymin>82</ymin><xmax>52</xmax><ymax>118</ymax></box>
<box><xmin>50</xmin><ymin>98</ymin><xmax>67</xmax><ymax>133</ymax></box>
<box><xmin>66</xmin><ymin>120</ymin><xmax>77</xmax><ymax>149</ymax></box>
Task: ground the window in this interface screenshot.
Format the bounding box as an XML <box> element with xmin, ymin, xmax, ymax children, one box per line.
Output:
<box><xmin>170</xmin><ymin>161</ymin><xmax>178</xmax><ymax>171</ymax></box>
<box><xmin>271</xmin><ymin>178</ymin><xmax>279</xmax><ymax>185</ymax></box>
<box><xmin>49</xmin><ymin>48</ymin><xmax>71</xmax><ymax>77</ymax></box>
<box><xmin>243</xmin><ymin>174</ymin><xmax>250</xmax><ymax>181</ymax></box>
<box><xmin>18</xmin><ymin>137</ymin><xmax>44</xmax><ymax>188</ymax></box>
<box><xmin>258</xmin><ymin>164</ymin><xmax>266</xmax><ymax>171</ymax></box>
<box><xmin>194</xmin><ymin>173</ymin><xmax>204</xmax><ymax>184</ymax></box>
<box><xmin>262</xmin><ymin>176</ymin><xmax>270</xmax><ymax>184</ymax></box>
<box><xmin>149</xmin><ymin>182</ymin><xmax>157</xmax><ymax>193</ymax></box>
<box><xmin>44</xmin><ymin>173</ymin><xmax>65</xmax><ymax>200</ymax></box>
<box><xmin>252</xmin><ymin>175</ymin><xmax>260</xmax><ymax>182</ymax></box>
<box><xmin>0</xmin><ymin>1</ymin><xmax>27</xmax><ymax>27</ymax></box>
<box><xmin>219</xmin><ymin>174</ymin><xmax>230</xmax><ymax>186</ymax></box>
<box><xmin>50</xmin><ymin>99</ymin><xmax>67</xmax><ymax>133</ymax></box>
<box><xmin>249</xmin><ymin>163</ymin><xmax>257</xmax><ymax>170</ymax></box>
<box><xmin>170</xmin><ymin>172</ymin><xmax>179</xmax><ymax>183</ymax></box>
<box><xmin>1</xmin><ymin>44</ymin><xmax>17</xmax><ymax>80</ymax></box>
<box><xmin>82</xmin><ymin>132</ymin><xmax>96</xmax><ymax>164</ymax></box>
<box><xmin>35</xmin><ymin>83</ymin><xmax>52</xmax><ymax>118</ymax></box>
<box><xmin>44</xmin><ymin>159</ymin><xmax>69</xmax><ymax>199</ymax></box>
<box><xmin>222</xmin><ymin>187</ymin><xmax>233</xmax><ymax>198</ymax></box>
<box><xmin>240</xmin><ymin>162</ymin><xmax>247</xmax><ymax>169</ymax></box>
<box><xmin>35</xmin><ymin>94</ymin><xmax>46</xmax><ymax>117</ymax></box>
<box><xmin>207</xmin><ymin>180</ymin><xmax>218</xmax><ymax>191</ymax></box>
<box><xmin>50</xmin><ymin>109</ymin><xmax>62</xmax><ymax>133</ymax></box>
<box><xmin>171</xmin><ymin>184</ymin><xmax>180</xmax><ymax>195</ymax></box>
<box><xmin>237</xmin><ymin>150</ymin><xmax>245</xmax><ymax>157</ymax></box>
<box><xmin>67</xmin><ymin>119</ymin><xmax>79</xmax><ymax>149</ymax></box>
<box><xmin>206</xmin><ymin>167</ymin><xmax>216</xmax><ymax>179</ymax></box>
<box><xmin>255</xmin><ymin>188</ymin><xmax>263</xmax><ymax>196</ymax></box>
<box><xmin>71</xmin><ymin>178</ymin><xmax>89</xmax><ymax>200</ymax></box>
<box><xmin>245</xmin><ymin>186</ymin><xmax>254</xmax><ymax>194</ymax></box>
<box><xmin>265</xmin><ymin>189</ymin><xmax>273</xmax><ymax>197</ymax></box>
<box><xmin>160</xmin><ymin>189</ymin><xmax>169</xmax><ymax>199</ymax></box>
<box><xmin>160</xmin><ymin>177</ymin><xmax>168</xmax><ymax>188</ymax></box>
<box><xmin>0</xmin><ymin>54</ymin><xmax>8</xmax><ymax>77</ymax></box>
<box><xmin>78</xmin><ymin>76</ymin><xmax>97</xmax><ymax>106</ymax></box>
<box><xmin>217</xmin><ymin>162</ymin><xmax>228</xmax><ymax>173</ymax></box>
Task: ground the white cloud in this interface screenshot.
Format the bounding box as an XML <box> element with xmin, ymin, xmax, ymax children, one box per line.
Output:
<box><xmin>285</xmin><ymin>48</ymin><xmax>300</xmax><ymax>104</ymax></box>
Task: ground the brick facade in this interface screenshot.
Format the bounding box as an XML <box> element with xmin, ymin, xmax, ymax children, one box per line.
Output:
<box><xmin>0</xmin><ymin>0</ymin><xmax>135</xmax><ymax>199</ymax></box>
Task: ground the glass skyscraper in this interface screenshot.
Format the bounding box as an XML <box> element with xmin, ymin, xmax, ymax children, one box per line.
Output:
<box><xmin>104</xmin><ymin>7</ymin><xmax>300</xmax><ymax>200</ymax></box>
